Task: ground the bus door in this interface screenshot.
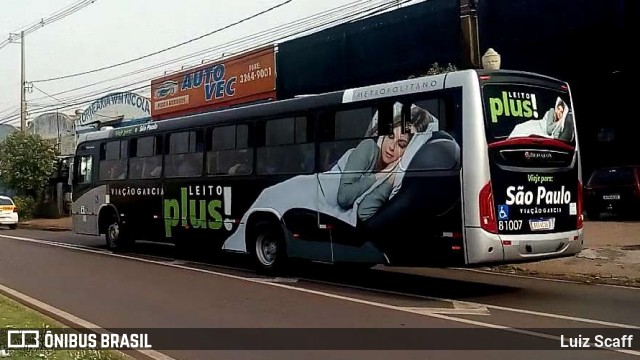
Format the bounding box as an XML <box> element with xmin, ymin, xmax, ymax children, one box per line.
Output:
<box><xmin>71</xmin><ymin>146</ymin><xmax>100</xmax><ymax>235</ymax></box>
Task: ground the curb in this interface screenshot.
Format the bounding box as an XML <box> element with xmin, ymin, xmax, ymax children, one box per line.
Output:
<box><xmin>0</xmin><ymin>284</ymin><xmax>174</xmax><ymax>360</ymax></box>
<box><xmin>17</xmin><ymin>224</ymin><xmax>71</xmax><ymax>232</ymax></box>
<box><xmin>487</xmin><ymin>265</ymin><xmax>640</xmax><ymax>288</ymax></box>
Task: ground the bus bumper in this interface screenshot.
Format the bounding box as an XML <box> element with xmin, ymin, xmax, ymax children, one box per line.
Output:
<box><xmin>465</xmin><ymin>227</ymin><xmax>584</xmax><ymax>265</ymax></box>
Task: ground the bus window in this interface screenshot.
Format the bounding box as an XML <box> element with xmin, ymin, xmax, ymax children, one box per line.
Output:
<box><xmin>482</xmin><ymin>84</ymin><xmax>575</xmax><ymax>145</ymax></box>
<box><xmin>256</xmin><ymin>116</ymin><xmax>314</xmax><ymax>175</ymax></box>
<box><xmin>207</xmin><ymin>124</ymin><xmax>253</xmax><ymax>176</ymax></box>
<box><xmin>164</xmin><ymin>130</ymin><xmax>204</xmax><ymax>178</ymax></box>
<box><xmin>76</xmin><ymin>156</ymin><xmax>93</xmax><ymax>184</ymax></box>
<box><xmin>99</xmin><ymin>140</ymin><xmax>128</xmax><ymax>181</ymax></box>
<box><xmin>129</xmin><ymin>136</ymin><xmax>163</xmax><ymax>179</ymax></box>
<box><xmin>317</xmin><ymin>107</ymin><xmax>379</xmax><ymax>172</ymax></box>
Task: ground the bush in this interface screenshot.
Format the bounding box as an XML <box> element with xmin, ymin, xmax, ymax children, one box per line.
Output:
<box><xmin>13</xmin><ymin>195</ymin><xmax>36</xmax><ymax>221</ymax></box>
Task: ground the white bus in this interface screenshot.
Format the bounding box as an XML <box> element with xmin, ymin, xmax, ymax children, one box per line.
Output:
<box><xmin>70</xmin><ymin>69</ymin><xmax>584</xmax><ymax>273</ymax></box>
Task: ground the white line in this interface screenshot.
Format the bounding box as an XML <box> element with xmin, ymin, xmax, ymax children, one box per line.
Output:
<box><xmin>303</xmin><ymin>277</ymin><xmax>640</xmax><ymax>330</ymax></box>
<box><xmin>2</xmin><ymin>233</ymin><xmax>640</xmax><ymax>356</ymax></box>
<box><xmin>0</xmin><ymin>282</ymin><xmax>177</xmax><ymax>360</ymax></box>
<box><xmin>5</xmin><ymin>233</ymin><xmax>640</xmax><ymax>329</ymax></box>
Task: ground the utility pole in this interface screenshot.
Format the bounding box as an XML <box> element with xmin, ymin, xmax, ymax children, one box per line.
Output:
<box><xmin>20</xmin><ymin>30</ymin><xmax>26</xmax><ymax>132</ymax></box>
<box><xmin>460</xmin><ymin>0</ymin><xmax>480</xmax><ymax>68</ymax></box>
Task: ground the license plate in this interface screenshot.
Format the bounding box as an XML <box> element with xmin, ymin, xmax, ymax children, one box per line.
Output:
<box><xmin>529</xmin><ymin>218</ymin><xmax>556</xmax><ymax>231</ymax></box>
<box><xmin>603</xmin><ymin>194</ymin><xmax>620</xmax><ymax>200</ymax></box>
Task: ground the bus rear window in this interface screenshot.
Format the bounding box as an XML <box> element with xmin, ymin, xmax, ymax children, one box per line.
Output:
<box><xmin>482</xmin><ymin>84</ymin><xmax>575</xmax><ymax>145</ymax></box>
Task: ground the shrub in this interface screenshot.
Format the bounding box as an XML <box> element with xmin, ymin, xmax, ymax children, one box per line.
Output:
<box><xmin>12</xmin><ymin>195</ymin><xmax>36</xmax><ymax>221</ymax></box>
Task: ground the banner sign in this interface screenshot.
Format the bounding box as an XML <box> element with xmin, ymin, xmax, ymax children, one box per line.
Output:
<box><xmin>150</xmin><ymin>46</ymin><xmax>276</xmax><ymax>118</ymax></box>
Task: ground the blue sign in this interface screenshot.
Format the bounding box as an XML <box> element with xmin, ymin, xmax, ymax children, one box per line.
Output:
<box><xmin>498</xmin><ymin>205</ymin><xmax>510</xmax><ymax>220</ymax></box>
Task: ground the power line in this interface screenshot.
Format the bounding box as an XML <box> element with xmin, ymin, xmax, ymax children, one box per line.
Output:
<box><xmin>27</xmin><ymin>0</ymin><xmax>372</xmax><ymax>103</ymax></box>
<box><xmin>1</xmin><ymin>0</ymin><xmax>408</xmax><ymax>125</ymax></box>
<box><xmin>26</xmin><ymin>0</ymin><xmax>389</xmax><ymax>106</ymax></box>
<box><xmin>31</xmin><ymin>0</ymin><xmax>295</xmax><ymax>83</ymax></box>
<box><xmin>0</xmin><ymin>0</ymin><xmax>99</xmax><ymax>51</ymax></box>
<box><xmin>0</xmin><ymin>0</ymin><xmax>415</xmax><ymax>125</ymax></box>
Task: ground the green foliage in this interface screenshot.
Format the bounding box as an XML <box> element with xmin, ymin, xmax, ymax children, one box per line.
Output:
<box><xmin>12</xmin><ymin>195</ymin><xmax>36</xmax><ymax>220</ymax></box>
<box><xmin>0</xmin><ymin>131</ymin><xmax>57</xmax><ymax>195</ymax></box>
<box><xmin>427</xmin><ymin>62</ymin><xmax>458</xmax><ymax>75</ymax></box>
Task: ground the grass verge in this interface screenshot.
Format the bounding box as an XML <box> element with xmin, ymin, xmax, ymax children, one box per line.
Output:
<box><xmin>0</xmin><ymin>292</ymin><xmax>128</xmax><ymax>360</ymax></box>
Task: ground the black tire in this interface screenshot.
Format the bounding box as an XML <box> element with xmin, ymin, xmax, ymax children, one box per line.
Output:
<box><xmin>251</xmin><ymin>221</ymin><xmax>288</xmax><ymax>274</ymax></box>
<box><xmin>105</xmin><ymin>218</ymin><xmax>131</xmax><ymax>252</ymax></box>
<box><xmin>8</xmin><ymin>224</ymin><xmax>17</xmax><ymax>230</ymax></box>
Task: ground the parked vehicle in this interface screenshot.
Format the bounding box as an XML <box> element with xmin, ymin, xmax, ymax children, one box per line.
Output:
<box><xmin>584</xmin><ymin>166</ymin><xmax>640</xmax><ymax>220</ymax></box>
<box><xmin>0</xmin><ymin>195</ymin><xmax>19</xmax><ymax>229</ymax></box>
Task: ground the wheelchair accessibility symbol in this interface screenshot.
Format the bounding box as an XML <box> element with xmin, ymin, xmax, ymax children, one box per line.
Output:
<box><xmin>498</xmin><ymin>205</ymin><xmax>510</xmax><ymax>220</ymax></box>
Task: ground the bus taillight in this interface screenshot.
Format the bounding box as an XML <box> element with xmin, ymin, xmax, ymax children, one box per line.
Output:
<box><xmin>577</xmin><ymin>180</ymin><xmax>584</xmax><ymax>229</ymax></box>
<box><xmin>479</xmin><ymin>181</ymin><xmax>498</xmax><ymax>234</ymax></box>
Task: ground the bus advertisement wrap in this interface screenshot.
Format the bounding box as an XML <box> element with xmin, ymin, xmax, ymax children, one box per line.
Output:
<box><xmin>106</xmin><ymin>101</ymin><xmax>462</xmax><ymax>264</ymax></box>
<box><xmin>150</xmin><ymin>46</ymin><xmax>276</xmax><ymax>118</ymax></box>
<box><xmin>72</xmin><ymin>71</ymin><xmax>583</xmax><ymax>269</ymax></box>
<box><xmin>482</xmin><ymin>83</ymin><xmax>580</xmax><ymax>235</ymax></box>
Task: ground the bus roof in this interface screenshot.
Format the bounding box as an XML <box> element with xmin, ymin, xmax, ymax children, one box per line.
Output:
<box><xmin>76</xmin><ymin>69</ymin><xmax>563</xmax><ymax>147</ymax></box>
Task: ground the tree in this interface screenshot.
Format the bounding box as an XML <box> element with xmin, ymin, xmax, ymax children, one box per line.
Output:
<box><xmin>0</xmin><ymin>131</ymin><xmax>57</xmax><ymax>196</ymax></box>
<box><xmin>427</xmin><ymin>62</ymin><xmax>458</xmax><ymax>75</ymax></box>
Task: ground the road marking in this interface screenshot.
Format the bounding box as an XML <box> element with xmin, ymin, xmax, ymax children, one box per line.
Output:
<box><xmin>4</xmin><ymin>233</ymin><xmax>640</xmax><ymax>328</ymax></box>
<box><xmin>250</xmin><ymin>277</ymin><xmax>300</xmax><ymax>283</ymax></box>
<box><xmin>303</xmin><ymin>277</ymin><xmax>640</xmax><ymax>329</ymax></box>
<box><xmin>0</xmin><ymin>282</ymin><xmax>177</xmax><ymax>360</ymax></box>
<box><xmin>400</xmin><ymin>301</ymin><xmax>490</xmax><ymax>316</ymax></box>
<box><xmin>2</xmin><ymin>233</ymin><xmax>640</xmax><ymax>356</ymax></box>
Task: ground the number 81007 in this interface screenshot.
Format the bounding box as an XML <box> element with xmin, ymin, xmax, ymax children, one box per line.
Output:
<box><xmin>499</xmin><ymin>220</ymin><xmax>522</xmax><ymax>231</ymax></box>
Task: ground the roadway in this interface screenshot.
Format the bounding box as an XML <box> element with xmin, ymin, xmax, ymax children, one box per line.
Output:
<box><xmin>1</xmin><ymin>228</ymin><xmax>639</xmax><ymax>360</ymax></box>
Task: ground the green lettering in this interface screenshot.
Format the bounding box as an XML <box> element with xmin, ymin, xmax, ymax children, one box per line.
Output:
<box><xmin>489</xmin><ymin>97</ymin><xmax>503</xmax><ymax>123</ymax></box>
<box><xmin>208</xmin><ymin>200</ymin><xmax>223</xmax><ymax>230</ymax></box>
<box><xmin>163</xmin><ymin>199</ymin><xmax>180</xmax><ymax>237</ymax></box>
<box><xmin>509</xmin><ymin>99</ymin><xmax>523</xmax><ymax>117</ymax></box>
<box><xmin>502</xmin><ymin>91</ymin><xmax>510</xmax><ymax>116</ymax></box>
<box><xmin>181</xmin><ymin>188</ymin><xmax>188</xmax><ymax>226</ymax></box>
<box><xmin>522</xmin><ymin>100</ymin><xmax>533</xmax><ymax>117</ymax></box>
<box><xmin>189</xmin><ymin>200</ymin><xmax>207</xmax><ymax>229</ymax></box>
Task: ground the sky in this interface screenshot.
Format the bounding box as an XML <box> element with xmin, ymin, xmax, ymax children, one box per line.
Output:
<box><xmin>0</xmin><ymin>0</ymin><xmax>420</xmax><ymax>127</ymax></box>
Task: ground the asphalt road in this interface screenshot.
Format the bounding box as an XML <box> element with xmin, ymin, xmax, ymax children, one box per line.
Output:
<box><xmin>1</xmin><ymin>228</ymin><xmax>639</xmax><ymax>360</ymax></box>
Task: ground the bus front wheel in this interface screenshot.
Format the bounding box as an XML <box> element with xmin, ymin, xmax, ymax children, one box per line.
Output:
<box><xmin>251</xmin><ymin>221</ymin><xmax>288</xmax><ymax>274</ymax></box>
<box><xmin>105</xmin><ymin>219</ymin><xmax>131</xmax><ymax>252</ymax></box>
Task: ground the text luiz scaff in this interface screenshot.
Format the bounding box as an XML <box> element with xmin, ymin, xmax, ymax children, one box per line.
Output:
<box><xmin>4</xmin><ymin>330</ymin><xmax>152</xmax><ymax>350</ymax></box>
<box><xmin>561</xmin><ymin>334</ymin><xmax>633</xmax><ymax>349</ymax></box>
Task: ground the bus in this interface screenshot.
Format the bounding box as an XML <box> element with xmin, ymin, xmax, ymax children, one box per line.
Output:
<box><xmin>70</xmin><ymin>69</ymin><xmax>584</xmax><ymax>273</ymax></box>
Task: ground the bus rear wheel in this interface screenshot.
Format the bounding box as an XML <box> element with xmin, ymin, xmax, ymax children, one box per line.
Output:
<box><xmin>252</xmin><ymin>222</ymin><xmax>288</xmax><ymax>274</ymax></box>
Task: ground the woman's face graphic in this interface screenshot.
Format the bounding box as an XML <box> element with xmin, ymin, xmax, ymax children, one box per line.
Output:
<box><xmin>380</xmin><ymin>126</ymin><xmax>409</xmax><ymax>166</ymax></box>
<box><xmin>554</xmin><ymin>104</ymin><xmax>565</xmax><ymax>122</ymax></box>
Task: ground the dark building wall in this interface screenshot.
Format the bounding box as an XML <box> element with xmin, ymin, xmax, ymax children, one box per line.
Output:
<box><xmin>478</xmin><ymin>0</ymin><xmax>628</xmax><ymax>178</ymax></box>
<box><xmin>274</xmin><ymin>0</ymin><xmax>629</xmax><ymax>178</ymax></box>
<box><xmin>276</xmin><ymin>0</ymin><xmax>462</xmax><ymax>99</ymax></box>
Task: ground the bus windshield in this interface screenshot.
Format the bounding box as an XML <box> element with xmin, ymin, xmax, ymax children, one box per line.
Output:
<box><xmin>482</xmin><ymin>83</ymin><xmax>575</xmax><ymax>145</ymax></box>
